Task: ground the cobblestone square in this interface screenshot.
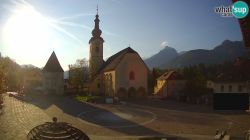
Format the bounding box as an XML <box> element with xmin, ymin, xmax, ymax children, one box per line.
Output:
<box><xmin>0</xmin><ymin>94</ymin><xmax>250</xmax><ymax>140</ymax></box>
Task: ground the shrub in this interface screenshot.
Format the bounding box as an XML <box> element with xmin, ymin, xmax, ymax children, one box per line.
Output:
<box><xmin>75</xmin><ymin>95</ymin><xmax>103</xmax><ymax>103</ymax></box>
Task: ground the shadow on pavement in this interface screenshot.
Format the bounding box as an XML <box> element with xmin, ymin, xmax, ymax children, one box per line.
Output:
<box><xmin>13</xmin><ymin>94</ymin><xmax>180</xmax><ymax>138</ymax></box>
<box><xmin>127</xmin><ymin>99</ymin><xmax>249</xmax><ymax>115</ymax></box>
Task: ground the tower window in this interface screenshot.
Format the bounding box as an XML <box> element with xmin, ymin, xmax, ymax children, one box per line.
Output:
<box><xmin>95</xmin><ymin>46</ymin><xmax>99</xmax><ymax>52</ymax></box>
<box><xmin>129</xmin><ymin>71</ymin><xmax>135</xmax><ymax>80</ymax></box>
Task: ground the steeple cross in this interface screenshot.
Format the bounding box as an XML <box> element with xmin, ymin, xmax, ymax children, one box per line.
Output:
<box><xmin>97</xmin><ymin>4</ymin><xmax>99</xmax><ymax>15</ymax></box>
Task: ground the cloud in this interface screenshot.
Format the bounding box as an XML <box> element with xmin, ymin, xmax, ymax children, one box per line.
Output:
<box><xmin>48</xmin><ymin>22</ymin><xmax>85</xmax><ymax>46</ymax></box>
<box><xmin>4</xmin><ymin>0</ymin><xmax>85</xmax><ymax>47</ymax></box>
<box><xmin>51</xmin><ymin>20</ymin><xmax>92</xmax><ymax>30</ymax></box>
<box><xmin>56</xmin><ymin>13</ymin><xmax>95</xmax><ymax>21</ymax></box>
<box><xmin>52</xmin><ymin>16</ymin><xmax>119</xmax><ymax>38</ymax></box>
<box><xmin>160</xmin><ymin>41</ymin><xmax>168</xmax><ymax>47</ymax></box>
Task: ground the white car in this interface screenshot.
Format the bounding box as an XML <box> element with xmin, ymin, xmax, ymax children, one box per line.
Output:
<box><xmin>7</xmin><ymin>92</ymin><xmax>18</xmax><ymax>97</ymax></box>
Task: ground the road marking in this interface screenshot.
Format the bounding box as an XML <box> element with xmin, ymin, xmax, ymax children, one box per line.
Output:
<box><xmin>77</xmin><ymin>106</ymin><xmax>157</xmax><ymax>128</ymax></box>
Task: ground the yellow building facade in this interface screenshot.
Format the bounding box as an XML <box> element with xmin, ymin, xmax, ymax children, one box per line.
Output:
<box><xmin>154</xmin><ymin>71</ymin><xmax>186</xmax><ymax>98</ymax></box>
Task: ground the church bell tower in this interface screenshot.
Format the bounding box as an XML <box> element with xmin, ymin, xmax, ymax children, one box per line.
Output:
<box><xmin>89</xmin><ymin>7</ymin><xmax>104</xmax><ymax>78</ymax></box>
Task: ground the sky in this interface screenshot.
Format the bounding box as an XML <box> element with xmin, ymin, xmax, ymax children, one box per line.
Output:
<box><xmin>0</xmin><ymin>0</ymin><xmax>243</xmax><ymax>70</ymax></box>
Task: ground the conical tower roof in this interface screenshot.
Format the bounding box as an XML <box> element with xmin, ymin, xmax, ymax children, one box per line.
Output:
<box><xmin>43</xmin><ymin>51</ymin><xmax>64</xmax><ymax>72</ymax></box>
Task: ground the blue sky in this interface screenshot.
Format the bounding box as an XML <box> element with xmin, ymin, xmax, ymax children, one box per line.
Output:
<box><xmin>0</xmin><ymin>0</ymin><xmax>243</xmax><ymax>70</ymax></box>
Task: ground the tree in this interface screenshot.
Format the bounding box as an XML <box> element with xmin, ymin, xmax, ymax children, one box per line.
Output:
<box><xmin>0</xmin><ymin>57</ymin><xmax>22</xmax><ymax>91</ymax></box>
<box><xmin>152</xmin><ymin>68</ymin><xmax>165</xmax><ymax>85</ymax></box>
<box><xmin>20</xmin><ymin>65</ymin><xmax>42</xmax><ymax>92</ymax></box>
<box><xmin>0</xmin><ymin>57</ymin><xmax>43</xmax><ymax>93</ymax></box>
<box><xmin>0</xmin><ymin>69</ymin><xmax>7</xmax><ymax>93</ymax></box>
<box><xmin>182</xmin><ymin>66</ymin><xmax>210</xmax><ymax>99</ymax></box>
<box><xmin>68</xmin><ymin>59</ymin><xmax>89</xmax><ymax>88</ymax></box>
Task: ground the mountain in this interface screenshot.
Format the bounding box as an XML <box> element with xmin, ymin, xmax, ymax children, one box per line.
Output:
<box><xmin>161</xmin><ymin>40</ymin><xmax>247</xmax><ymax>68</ymax></box>
<box><xmin>178</xmin><ymin>51</ymin><xmax>187</xmax><ymax>55</ymax></box>
<box><xmin>20</xmin><ymin>64</ymin><xmax>39</xmax><ymax>68</ymax></box>
<box><xmin>145</xmin><ymin>40</ymin><xmax>247</xmax><ymax>68</ymax></box>
<box><xmin>144</xmin><ymin>46</ymin><xmax>178</xmax><ymax>69</ymax></box>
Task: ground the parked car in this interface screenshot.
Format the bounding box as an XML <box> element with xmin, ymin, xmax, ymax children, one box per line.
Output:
<box><xmin>7</xmin><ymin>92</ymin><xmax>18</xmax><ymax>97</ymax></box>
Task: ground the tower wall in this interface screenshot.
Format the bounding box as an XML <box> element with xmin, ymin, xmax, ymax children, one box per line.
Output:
<box><xmin>43</xmin><ymin>72</ymin><xmax>64</xmax><ymax>95</ymax></box>
<box><xmin>89</xmin><ymin>12</ymin><xmax>104</xmax><ymax>79</ymax></box>
<box><xmin>89</xmin><ymin>38</ymin><xmax>104</xmax><ymax>78</ymax></box>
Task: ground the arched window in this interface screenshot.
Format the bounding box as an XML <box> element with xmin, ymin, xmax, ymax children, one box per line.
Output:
<box><xmin>129</xmin><ymin>71</ymin><xmax>135</xmax><ymax>80</ymax></box>
<box><xmin>95</xmin><ymin>46</ymin><xmax>99</xmax><ymax>52</ymax></box>
<box><xmin>108</xmin><ymin>74</ymin><xmax>112</xmax><ymax>80</ymax></box>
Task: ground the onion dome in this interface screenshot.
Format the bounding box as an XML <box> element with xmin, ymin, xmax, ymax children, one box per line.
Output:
<box><xmin>27</xmin><ymin>117</ymin><xmax>90</xmax><ymax>140</ymax></box>
<box><xmin>89</xmin><ymin>6</ymin><xmax>104</xmax><ymax>44</ymax></box>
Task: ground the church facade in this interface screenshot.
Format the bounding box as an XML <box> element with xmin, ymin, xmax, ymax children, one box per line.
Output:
<box><xmin>88</xmin><ymin>11</ymin><xmax>148</xmax><ymax>98</ymax></box>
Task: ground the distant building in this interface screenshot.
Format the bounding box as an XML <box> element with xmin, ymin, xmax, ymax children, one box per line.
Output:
<box><xmin>42</xmin><ymin>51</ymin><xmax>64</xmax><ymax>95</ymax></box>
<box><xmin>207</xmin><ymin>81</ymin><xmax>248</xmax><ymax>93</ymax></box>
<box><xmin>207</xmin><ymin>57</ymin><xmax>250</xmax><ymax>109</ymax></box>
<box><xmin>207</xmin><ymin>57</ymin><xmax>250</xmax><ymax>94</ymax></box>
<box><xmin>154</xmin><ymin>70</ymin><xmax>186</xmax><ymax>99</ymax></box>
<box><xmin>23</xmin><ymin>73</ymin><xmax>42</xmax><ymax>93</ymax></box>
<box><xmin>88</xmin><ymin>10</ymin><xmax>148</xmax><ymax>98</ymax></box>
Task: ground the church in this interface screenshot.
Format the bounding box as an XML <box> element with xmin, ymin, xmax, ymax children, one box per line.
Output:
<box><xmin>88</xmin><ymin>11</ymin><xmax>149</xmax><ymax>99</ymax></box>
<box><xmin>42</xmin><ymin>9</ymin><xmax>148</xmax><ymax>98</ymax></box>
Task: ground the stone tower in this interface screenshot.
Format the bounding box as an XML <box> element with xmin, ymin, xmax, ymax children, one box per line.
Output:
<box><xmin>89</xmin><ymin>8</ymin><xmax>104</xmax><ymax>78</ymax></box>
<box><xmin>42</xmin><ymin>51</ymin><xmax>64</xmax><ymax>95</ymax></box>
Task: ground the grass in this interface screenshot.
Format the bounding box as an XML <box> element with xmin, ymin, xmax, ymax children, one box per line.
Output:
<box><xmin>75</xmin><ymin>95</ymin><xmax>103</xmax><ymax>103</ymax></box>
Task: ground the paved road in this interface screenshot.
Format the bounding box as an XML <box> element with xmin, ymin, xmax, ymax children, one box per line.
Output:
<box><xmin>128</xmin><ymin>100</ymin><xmax>250</xmax><ymax>139</ymax></box>
<box><xmin>0</xmin><ymin>94</ymin><xmax>50</xmax><ymax>139</ymax></box>
<box><xmin>0</xmin><ymin>94</ymin><xmax>249</xmax><ymax>140</ymax></box>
